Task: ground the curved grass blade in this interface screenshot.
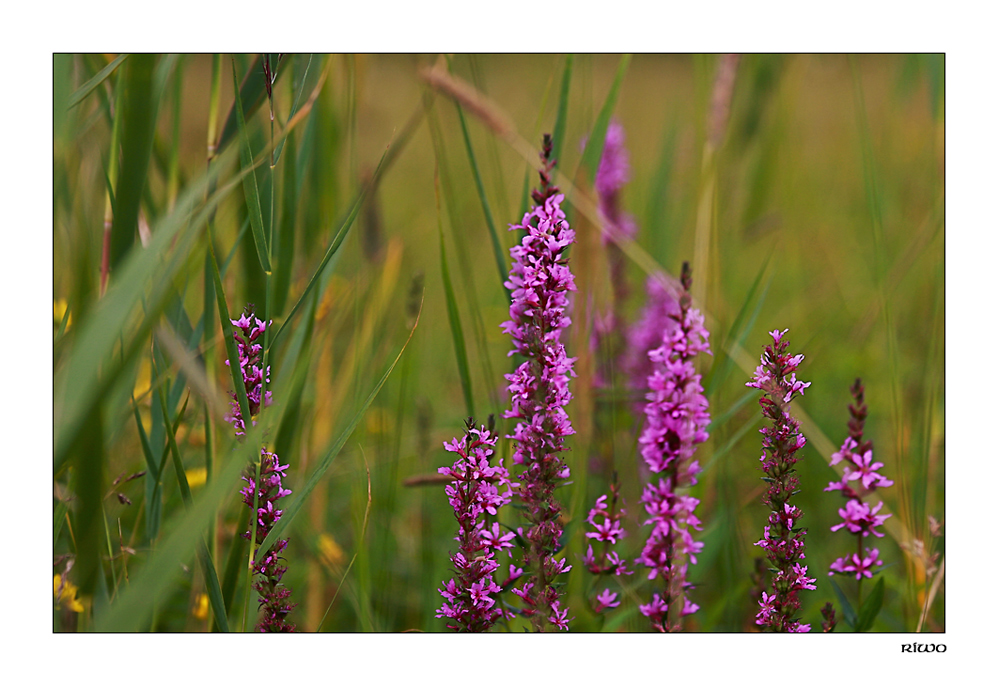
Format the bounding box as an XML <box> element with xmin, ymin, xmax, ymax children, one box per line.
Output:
<box><xmin>231</xmin><ymin>57</ymin><xmax>271</xmax><ymax>275</ymax></box>
<box><xmin>217</xmin><ymin>55</ymin><xmax>287</xmax><ymax>154</ymax></box>
<box><xmin>437</xmin><ymin>173</ymin><xmax>474</xmax><ymax>418</ymax></box>
<box><xmin>703</xmin><ymin>253</ymin><xmax>773</xmax><ymax>398</ymax></box>
<box><xmin>578</xmin><ymin>55</ymin><xmax>631</xmax><ymax>185</ymax></box>
<box><xmin>550</xmin><ymin>54</ymin><xmax>574</xmax><ymax>167</ymax></box>
<box><xmin>152</xmin><ymin>373</ymin><xmax>230</xmax><ymax>632</ymax></box>
<box><xmin>255</xmin><ymin>290</ymin><xmax>424</xmax><ymax>560</ymax></box>
<box><xmin>68</xmin><ymin>54</ymin><xmax>129</xmax><ymax>110</ymax></box>
<box><xmin>445</xmin><ymin>58</ymin><xmax>507</xmax><ymax>297</ymax></box>
<box><xmin>267</xmin><ymin>145</ymin><xmax>391</xmax><ymax>352</ymax></box>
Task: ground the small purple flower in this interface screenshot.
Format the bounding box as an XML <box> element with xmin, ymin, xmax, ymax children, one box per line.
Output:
<box><xmin>829</xmin><ymin>548</ymin><xmax>884</xmax><ymax>580</ymax></box>
<box><xmin>594</xmin><ymin>589</ymin><xmax>621</xmax><ymax>613</ymax></box>
<box><xmin>436</xmin><ymin>421</ymin><xmax>516</xmax><ymax>632</ymax></box>
<box><xmin>748</xmin><ymin>328</ymin><xmax>814</xmax><ymax>632</ymax></box>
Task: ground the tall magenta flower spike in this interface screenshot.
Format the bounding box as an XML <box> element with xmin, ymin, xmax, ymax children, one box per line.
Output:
<box><xmin>436</xmin><ymin>420</ymin><xmax>518</xmax><ymax>631</ymax></box>
<box><xmin>826</xmin><ymin>379</ymin><xmax>893</xmax><ymax>581</ymax></box>
<box><xmin>634</xmin><ymin>263</ymin><xmax>711</xmax><ymax>631</ymax></box>
<box><xmin>747</xmin><ymin>328</ymin><xmax>816</xmax><ymax>632</ymax></box>
<box><xmin>502</xmin><ymin>134</ymin><xmax>577</xmax><ymax>631</ymax></box>
<box><xmin>227</xmin><ymin>305</ymin><xmax>295</xmax><ymax>632</ymax></box>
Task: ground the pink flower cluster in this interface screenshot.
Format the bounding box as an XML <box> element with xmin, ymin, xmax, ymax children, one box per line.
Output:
<box><xmin>583</xmin><ymin>485</ymin><xmax>633</xmax><ymax>614</ymax></box>
<box><xmin>224</xmin><ymin>310</ymin><xmax>272</xmax><ymax>436</ymax></box>
<box><xmin>239</xmin><ymin>449</ymin><xmax>295</xmax><ymax>632</ymax></box>
<box><xmin>634</xmin><ymin>263</ymin><xmax>711</xmax><ymax>631</ymax></box>
<box><xmin>502</xmin><ymin>135</ymin><xmax>577</xmax><ymax>631</ymax></box>
<box><xmin>826</xmin><ymin>379</ymin><xmax>893</xmax><ymax>580</ymax></box>
<box><xmin>436</xmin><ymin>423</ymin><xmax>519</xmax><ymax>632</ymax></box>
<box><xmin>747</xmin><ymin>328</ymin><xmax>816</xmax><ymax>632</ymax></box>
<box><xmin>226</xmin><ymin>305</ymin><xmax>295</xmax><ymax>632</ymax></box>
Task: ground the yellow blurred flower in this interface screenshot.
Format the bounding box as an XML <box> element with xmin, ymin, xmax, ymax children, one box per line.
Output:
<box><xmin>53</xmin><ymin>299</ymin><xmax>72</xmax><ymax>331</ymax></box>
<box><xmin>192</xmin><ymin>593</ymin><xmax>209</xmax><ymax>620</ymax></box>
<box><xmin>133</xmin><ymin>358</ymin><xmax>151</xmax><ymax>399</ymax></box>
<box><xmin>185</xmin><ymin>467</ymin><xmax>207</xmax><ymax>489</ymax></box>
<box><xmin>53</xmin><ymin>574</ymin><xmax>84</xmax><ymax>613</ymax></box>
<box><xmin>318</xmin><ymin>533</ymin><xmax>345</xmax><ymax>571</ymax></box>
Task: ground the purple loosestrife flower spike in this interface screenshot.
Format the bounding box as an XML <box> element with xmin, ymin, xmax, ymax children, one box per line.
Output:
<box><xmin>502</xmin><ymin>135</ymin><xmax>577</xmax><ymax>631</ymax></box>
<box><xmin>436</xmin><ymin>420</ymin><xmax>517</xmax><ymax>632</ymax></box>
<box><xmin>226</xmin><ymin>304</ymin><xmax>295</xmax><ymax>632</ymax></box>
<box><xmin>747</xmin><ymin>328</ymin><xmax>815</xmax><ymax>632</ymax></box>
<box><xmin>826</xmin><ymin>379</ymin><xmax>893</xmax><ymax>584</ymax></box>
<box><xmin>635</xmin><ymin>262</ymin><xmax>711</xmax><ymax>631</ymax></box>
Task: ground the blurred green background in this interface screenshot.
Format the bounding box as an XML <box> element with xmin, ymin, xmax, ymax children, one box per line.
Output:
<box><xmin>53</xmin><ymin>54</ymin><xmax>943</xmax><ymax>632</ymax></box>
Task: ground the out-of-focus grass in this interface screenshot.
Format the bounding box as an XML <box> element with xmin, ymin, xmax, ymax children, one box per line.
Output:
<box><xmin>54</xmin><ymin>54</ymin><xmax>943</xmax><ymax>632</ymax></box>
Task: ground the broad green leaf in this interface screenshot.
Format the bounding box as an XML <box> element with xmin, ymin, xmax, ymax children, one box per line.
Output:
<box><xmin>829</xmin><ymin>578</ymin><xmax>857</xmax><ymax>629</ymax></box>
<box><xmin>854</xmin><ymin>577</ymin><xmax>886</xmax><ymax>632</ymax></box>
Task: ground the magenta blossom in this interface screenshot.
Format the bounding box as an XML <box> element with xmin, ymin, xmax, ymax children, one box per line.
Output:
<box><xmin>829</xmin><ymin>548</ymin><xmax>884</xmax><ymax>580</ymax></box>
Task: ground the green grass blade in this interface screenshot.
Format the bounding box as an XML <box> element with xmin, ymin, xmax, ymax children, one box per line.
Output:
<box><xmin>231</xmin><ymin>57</ymin><xmax>271</xmax><ymax>274</ymax></box>
<box><xmin>268</xmin><ymin>145</ymin><xmax>390</xmax><ymax>352</ymax></box>
<box><xmin>109</xmin><ymin>53</ymin><xmax>158</xmax><ymax>272</ymax></box>
<box><xmin>703</xmin><ymin>253</ymin><xmax>773</xmax><ymax>398</ymax></box>
<box><xmin>273</xmin><ymin>128</ymin><xmax>298</xmax><ymax>317</ymax></box>
<box><xmin>255</xmin><ymin>290</ymin><xmax>424</xmax><ymax>559</ymax></box>
<box><xmin>446</xmin><ymin>58</ymin><xmax>508</xmax><ymax>298</ymax></box>
<box><xmin>153</xmin><ymin>374</ymin><xmax>230</xmax><ymax>632</ymax></box>
<box><xmin>437</xmin><ymin>181</ymin><xmax>475</xmax><ymax>418</ymax></box>
<box><xmin>578</xmin><ymin>55</ymin><xmax>631</xmax><ymax>185</ymax></box>
<box><xmin>550</xmin><ymin>54</ymin><xmax>574</xmax><ymax>167</ymax></box>
<box><xmin>214</xmin><ymin>530</ymin><xmax>247</xmax><ymax>632</ymax></box>
<box><xmin>274</xmin><ymin>54</ymin><xmax>316</xmax><ymax>164</ymax></box>
<box><xmin>68</xmin><ymin>54</ymin><xmax>129</xmax><ymax>110</ymax></box>
<box><xmin>217</xmin><ymin>55</ymin><xmax>287</xmax><ymax>154</ymax></box>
